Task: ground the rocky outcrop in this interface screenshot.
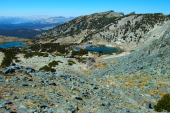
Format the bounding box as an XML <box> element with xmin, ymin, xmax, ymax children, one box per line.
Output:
<box><xmin>86</xmin><ymin>58</ymin><xmax>96</xmax><ymax>70</ymax></box>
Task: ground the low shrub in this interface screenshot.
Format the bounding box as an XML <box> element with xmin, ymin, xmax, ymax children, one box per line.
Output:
<box><xmin>72</xmin><ymin>49</ymin><xmax>89</xmax><ymax>56</ymax></box>
<box><xmin>76</xmin><ymin>57</ymin><xmax>86</xmax><ymax>63</ymax></box>
<box><xmin>24</xmin><ymin>52</ymin><xmax>48</xmax><ymax>58</ymax></box>
<box><xmin>154</xmin><ymin>94</ymin><xmax>170</xmax><ymax>112</ymax></box>
<box><xmin>0</xmin><ymin>48</ymin><xmax>21</xmax><ymax>67</ymax></box>
<box><xmin>54</xmin><ymin>53</ymin><xmax>64</xmax><ymax>56</ymax></box>
<box><xmin>48</xmin><ymin>60</ymin><xmax>63</xmax><ymax>67</ymax></box>
<box><xmin>68</xmin><ymin>60</ymin><xmax>76</xmax><ymax>65</ymax></box>
<box><xmin>39</xmin><ymin>65</ymin><xmax>56</xmax><ymax>72</ymax></box>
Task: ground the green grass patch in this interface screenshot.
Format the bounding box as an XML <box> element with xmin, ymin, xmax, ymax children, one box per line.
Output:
<box><xmin>39</xmin><ymin>65</ymin><xmax>56</xmax><ymax>72</ymax></box>
<box><xmin>48</xmin><ymin>60</ymin><xmax>63</xmax><ymax>67</ymax></box>
<box><xmin>24</xmin><ymin>52</ymin><xmax>48</xmax><ymax>58</ymax></box>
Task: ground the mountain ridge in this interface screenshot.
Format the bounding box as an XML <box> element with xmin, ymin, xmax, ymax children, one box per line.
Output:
<box><xmin>34</xmin><ymin>11</ymin><xmax>170</xmax><ymax>51</ymax></box>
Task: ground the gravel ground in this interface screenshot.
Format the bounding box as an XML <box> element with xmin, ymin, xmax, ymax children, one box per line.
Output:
<box><xmin>0</xmin><ymin>35</ymin><xmax>170</xmax><ymax>112</ymax></box>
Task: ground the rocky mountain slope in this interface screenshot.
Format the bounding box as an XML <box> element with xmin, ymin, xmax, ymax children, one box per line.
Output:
<box><xmin>0</xmin><ymin>11</ymin><xmax>170</xmax><ymax>113</ymax></box>
<box><xmin>0</xmin><ymin>31</ymin><xmax>169</xmax><ymax>113</ymax></box>
<box><xmin>35</xmin><ymin>11</ymin><xmax>170</xmax><ymax>51</ymax></box>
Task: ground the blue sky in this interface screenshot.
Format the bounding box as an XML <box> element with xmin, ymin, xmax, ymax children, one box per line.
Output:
<box><xmin>1</xmin><ymin>0</ymin><xmax>170</xmax><ymax>17</ymax></box>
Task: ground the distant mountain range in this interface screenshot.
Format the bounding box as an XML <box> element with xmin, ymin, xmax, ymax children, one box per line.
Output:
<box><xmin>0</xmin><ymin>16</ymin><xmax>75</xmax><ymax>38</ymax></box>
<box><xmin>0</xmin><ymin>29</ymin><xmax>44</xmax><ymax>39</ymax></box>
<box><xmin>0</xmin><ymin>16</ymin><xmax>74</xmax><ymax>24</ymax></box>
<box><xmin>0</xmin><ymin>16</ymin><xmax>75</xmax><ymax>30</ymax></box>
<box><xmin>0</xmin><ymin>16</ymin><xmax>50</xmax><ymax>24</ymax></box>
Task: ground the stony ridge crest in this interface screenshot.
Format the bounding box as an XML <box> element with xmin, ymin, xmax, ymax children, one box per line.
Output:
<box><xmin>34</xmin><ymin>11</ymin><xmax>170</xmax><ymax>51</ymax></box>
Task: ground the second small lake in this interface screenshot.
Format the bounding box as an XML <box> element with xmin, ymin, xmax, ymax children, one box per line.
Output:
<box><xmin>73</xmin><ymin>45</ymin><xmax>122</xmax><ymax>53</ymax></box>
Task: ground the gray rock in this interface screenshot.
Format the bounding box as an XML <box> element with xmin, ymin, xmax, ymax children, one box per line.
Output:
<box><xmin>49</xmin><ymin>82</ymin><xmax>57</xmax><ymax>86</ymax></box>
<box><xmin>2</xmin><ymin>67</ymin><xmax>15</xmax><ymax>74</ymax></box>
<box><xmin>66</xmin><ymin>106</ymin><xmax>78</xmax><ymax>112</ymax></box>
<box><xmin>145</xmin><ymin>101</ymin><xmax>153</xmax><ymax>109</ymax></box>
<box><xmin>18</xmin><ymin>104</ymin><xmax>27</xmax><ymax>109</ymax></box>
<box><xmin>46</xmin><ymin>108</ymin><xmax>66</xmax><ymax>113</ymax></box>
<box><xmin>97</xmin><ymin>88</ymin><xmax>103</xmax><ymax>92</ymax></box>
<box><xmin>66</xmin><ymin>78</ymin><xmax>71</xmax><ymax>82</ymax></box>
<box><xmin>76</xmin><ymin>78</ymin><xmax>86</xmax><ymax>83</ymax></box>
<box><xmin>40</xmin><ymin>105</ymin><xmax>48</xmax><ymax>108</ymax></box>
<box><xmin>0</xmin><ymin>78</ymin><xmax>5</xmax><ymax>85</ymax></box>
<box><xmin>26</xmin><ymin>68</ymin><xmax>35</xmax><ymax>73</ymax></box>
<box><xmin>61</xmin><ymin>74</ymin><xmax>71</xmax><ymax>78</ymax></box>
<box><xmin>20</xmin><ymin>83</ymin><xmax>29</xmax><ymax>86</ymax></box>
<box><xmin>1</xmin><ymin>99</ymin><xmax>12</xmax><ymax>105</ymax></box>
<box><xmin>0</xmin><ymin>103</ymin><xmax>6</xmax><ymax>108</ymax></box>
<box><xmin>27</xmin><ymin>109</ymin><xmax>37</xmax><ymax>113</ymax></box>
<box><xmin>2</xmin><ymin>110</ymin><xmax>12</xmax><ymax>113</ymax></box>
<box><xmin>53</xmin><ymin>73</ymin><xmax>62</xmax><ymax>77</ymax></box>
<box><xmin>75</xmin><ymin>97</ymin><xmax>83</xmax><ymax>100</ymax></box>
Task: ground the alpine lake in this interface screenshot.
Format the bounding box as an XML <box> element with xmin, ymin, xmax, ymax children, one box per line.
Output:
<box><xmin>0</xmin><ymin>41</ymin><xmax>26</xmax><ymax>48</ymax></box>
<box><xmin>73</xmin><ymin>45</ymin><xmax>122</xmax><ymax>53</ymax></box>
<box><xmin>0</xmin><ymin>42</ymin><xmax>122</xmax><ymax>53</ymax></box>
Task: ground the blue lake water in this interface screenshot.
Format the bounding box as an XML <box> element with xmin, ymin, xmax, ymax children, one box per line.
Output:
<box><xmin>0</xmin><ymin>41</ymin><xmax>26</xmax><ymax>48</ymax></box>
<box><xmin>73</xmin><ymin>45</ymin><xmax>122</xmax><ymax>53</ymax></box>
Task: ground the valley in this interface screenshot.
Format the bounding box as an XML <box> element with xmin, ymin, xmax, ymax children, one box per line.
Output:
<box><xmin>0</xmin><ymin>11</ymin><xmax>170</xmax><ymax>113</ymax></box>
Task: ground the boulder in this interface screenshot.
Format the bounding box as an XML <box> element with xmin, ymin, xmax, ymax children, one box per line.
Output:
<box><xmin>18</xmin><ymin>104</ymin><xmax>27</xmax><ymax>109</ymax></box>
<box><xmin>26</xmin><ymin>68</ymin><xmax>35</xmax><ymax>74</ymax></box>
<box><xmin>86</xmin><ymin>58</ymin><xmax>96</xmax><ymax>70</ymax></box>
<box><xmin>2</xmin><ymin>67</ymin><xmax>15</xmax><ymax>74</ymax></box>
<box><xmin>145</xmin><ymin>101</ymin><xmax>153</xmax><ymax>109</ymax></box>
<box><xmin>76</xmin><ymin>78</ymin><xmax>86</xmax><ymax>83</ymax></box>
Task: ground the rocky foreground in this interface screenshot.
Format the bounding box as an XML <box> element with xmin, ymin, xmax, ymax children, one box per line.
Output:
<box><xmin>0</xmin><ymin>35</ymin><xmax>170</xmax><ymax>113</ymax></box>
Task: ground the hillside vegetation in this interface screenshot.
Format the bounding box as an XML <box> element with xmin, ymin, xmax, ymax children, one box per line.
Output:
<box><xmin>35</xmin><ymin>11</ymin><xmax>170</xmax><ymax>50</ymax></box>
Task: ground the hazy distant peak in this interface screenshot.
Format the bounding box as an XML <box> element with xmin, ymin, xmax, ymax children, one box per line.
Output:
<box><xmin>0</xmin><ymin>16</ymin><xmax>75</xmax><ymax>24</ymax></box>
<box><xmin>38</xmin><ymin>16</ymin><xmax>75</xmax><ymax>24</ymax></box>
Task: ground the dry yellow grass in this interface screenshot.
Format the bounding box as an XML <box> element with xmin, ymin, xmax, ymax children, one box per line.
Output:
<box><xmin>94</xmin><ymin>63</ymin><xmax>108</xmax><ymax>69</ymax></box>
<box><xmin>124</xmin><ymin>102</ymin><xmax>132</xmax><ymax>107</ymax></box>
<box><xmin>24</xmin><ymin>102</ymin><xmax>38</xmax><ymax>108</ymax></box>
<box><xmin>157</xmin><ymin>82</ymin><xmax>166</xmax><ymax>86</ymax></box>
<box><xmin>136</xmin><ymin>83</ymin><xmax>147</xmax><ymax>87</ymax></box>
<box><xmin>6</xmin><ymin>104</ymin><xmax>16</xmax><ymax>112</ymax></box>
<box><xmin>124</xmin><ymin>82</ymin><xmax>133</xmax><ymax>86</ymax></box>
<box><xmin>133</xmin><ymin>75</ymin><xmax>141</xmax><ymax>79</ymax></box>
<box><xmin>141</xmin><ymin>79</ymin><xmax>148</xmax><ymax>83</ymax></box>
<box><xmin>141</xmin><ymin>100</ymin><xmax>148</xmax><ymax>103</ymax></box>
